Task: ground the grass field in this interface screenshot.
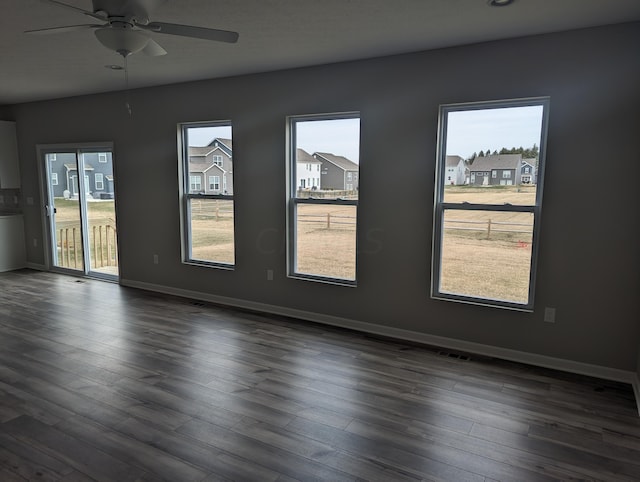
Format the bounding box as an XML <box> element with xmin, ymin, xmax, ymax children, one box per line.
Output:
<box><xmin>54</xmin><ymin>186</ymin><xmax>536</xmax><ymax>302</ymax></box>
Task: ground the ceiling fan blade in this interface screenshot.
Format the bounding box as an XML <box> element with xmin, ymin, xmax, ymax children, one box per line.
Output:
<box><xmin>25</xmin><ymin>24</ymin><xmax>103</xmax><ymax>35</ymax></box>
<box><xmin>39</xmin><ymin>0</ymin><xmax>107</xmax><ymax>21</ymax></box>
<box><xmin>141</xmin><ymin>22</ymin><xmax>239</xmax><ymax>43</ymax></box>
<box><xmin>142</xmin><ymin>38</ymin><xmax>167</xmax><ymax>56</ymax></box>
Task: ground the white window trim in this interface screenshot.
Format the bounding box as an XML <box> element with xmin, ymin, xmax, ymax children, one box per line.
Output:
<box><xmin>95</xmin><ymin>173</ymin><xmax>104</xmax><ymax>190</ymax></box>
<box><xmin>432</xmin><ymin>97</ymin><xmax>549</xmax><ymax>311</ymax></box>
<box><xmin>287</xmin><ymin>112</ymin><xmax>359</xmax><ymax>286</ymax></box>
<box><xmin>209</xmin><ymin>175</ymin><xmax>221</xmax><ymax>191</ymax></box>
<box><xmin>179</xmin><ymin>121</ymin><xmax>234</xmax><ymax>269</ymax></box>
<box><xmin>51</xmin><ymin>172</ymin><xmax>58</xmax><ymax>185</ymax></box>
<box><xmin>98</xmin><ymin>153</ymin><xmax>108</xmax><ymax>163</ymax></box>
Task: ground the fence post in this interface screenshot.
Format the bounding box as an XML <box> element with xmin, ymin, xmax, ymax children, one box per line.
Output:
<box><xmin>487</xmin><ymin>219</ymin><xmax>492</xmax><ymax>239</ymax></box>
<box><xmin>65</xmin><ymin>229</ymin><xmax>70</xmax><ymax>266</ymax></box>
<box><xmin>93</xmin><ymin>226</ymin><xmax>98</xmax><ymax>268</ymax></box>
<box><xmin>106</xmin><ymin>225</ymin><xmax>111</xmax><ymax>266</ymax></box>
<box><xmin>99</xmin><ymin>226</ymin><xmax>104</xmax><ymax>267</ymax></box>
<box><xmin>73</xmin><ymin>227</ymin><xmax>78</xmax><ymax>268</ymax></box>
<box><xmin>59</xmin><ymin>228</ymin><xmax>64</xmax><ymax>266</ymax></box>
<box><xmin>326</xmin><ymin>212</ymin><xmax>331</xmax><ymax>229</ymax></box>
<box><xmin>216</xmin><ymin>207</ymin><xmax>220</xmax><ymax>221</ymax></box>
<box><xmin>113</xmin><ymin>227</ymin><xmax>118</xmax><ymax>267</ymax></box>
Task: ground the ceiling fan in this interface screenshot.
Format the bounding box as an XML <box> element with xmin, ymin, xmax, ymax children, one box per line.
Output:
<box><xmin>25</xmin><ymin>0</ymin><xmax>239</xmax><ymax>58</ymax></box>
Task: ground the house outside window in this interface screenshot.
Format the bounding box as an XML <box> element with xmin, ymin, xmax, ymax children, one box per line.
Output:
<box><xmin>432</xmin><ymin>97</ymin><xmax>549</xmax><ymax>310</ymax></box>
<box><xmin>95</xmin><ymin>173</ymin><xmax>104</xmax><ymax>190</ymax></box>
<box><xmin>180</xmin><ymin>122</ymin><xmax>234</xmax><ymax>267</ymax></box>
<box><xmin>288</xmin><ymin>113</ymin><xmax>360</xmax><ymax>283</ymax></box>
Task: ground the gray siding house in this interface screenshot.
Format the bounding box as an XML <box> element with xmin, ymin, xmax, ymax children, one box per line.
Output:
<box><xmin>521</xmin><ymin>159</ymin><xmax>537</xmax><ymax>184</ymax></box>
<box><xmin>469</xmin><ymin>154</ymin><xmax>522</xmax><ymax>186</ymax></box>
<box><xmin>314</xmin><ymin>152</ymin><xmax>359</xmax><ymax>191</ymax></box>
<box><xmin>47</xmin><ymin>151</ymin><xmax>114</xmax><ymax>199</ymax></box>
<box><xmin>188</xmin><ymin>138</ymin><xmax>233</xmax><ymax>194</ymax></box>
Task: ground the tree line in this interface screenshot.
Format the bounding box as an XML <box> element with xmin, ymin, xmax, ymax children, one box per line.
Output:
<box><xmin>467</xmin><ymin>144</ymin><xmax>538</xmax><ymax>163</ymax></box>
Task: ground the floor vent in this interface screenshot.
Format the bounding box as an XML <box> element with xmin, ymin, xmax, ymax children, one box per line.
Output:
<box><xmin>437</xmin><ymin>350</ymin><xmax>471</xmax><ymax>361</ymax></box>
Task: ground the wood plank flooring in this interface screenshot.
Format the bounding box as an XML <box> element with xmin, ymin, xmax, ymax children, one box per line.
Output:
<box><xmin>0</xmin><ymin>269</ymin><xmax>639</xmax><ymax>481</ymax></box>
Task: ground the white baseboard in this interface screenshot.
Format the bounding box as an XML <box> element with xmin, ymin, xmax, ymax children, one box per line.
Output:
<box><xmin>26</xmin><ymin>262</ymin><xmax>47</xmax><ymax>271</ymax></box>
<box><xmin>120</xmin><ymin>278</ymin><xmax>637</xmax><ymax>388</ymax></box>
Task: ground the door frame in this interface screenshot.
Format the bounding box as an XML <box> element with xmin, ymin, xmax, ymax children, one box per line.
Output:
<box><xmin>37</xmin><ymin>142</ymin><xmax>119</xmax><ymax>281</ymax></box>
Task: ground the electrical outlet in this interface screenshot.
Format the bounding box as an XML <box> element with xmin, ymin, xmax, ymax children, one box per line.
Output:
<box><xmin>267</xmin><ymin>269</ymin><xmax>274</xmax><ymax>281</ymax></box>
<box><xmin>544</xmin><ymin>307</ymin><xmax>556</xmax><ymax>323</ymax></box>
<box><xmin>153</xmin><ymin>254</ymin><xmax>159</xmax><ymax>265</ymax></box>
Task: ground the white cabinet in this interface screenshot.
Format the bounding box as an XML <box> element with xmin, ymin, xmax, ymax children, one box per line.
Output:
<box><xmin>0</xmin><ymin>215</ymin><xmax>26</xmax><ymax>272</ymax></box>
<box><xmin>0</xmin><ymin>121</ymin><xmax>21</xmax><ymax>189</ymax></box>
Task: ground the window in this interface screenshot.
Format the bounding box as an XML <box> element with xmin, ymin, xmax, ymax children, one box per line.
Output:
<box><xmin>288</xmin><ymin>113</ymin><xmax>360</xmax><ymax>283</ymax></box>
<box><xmin>180</xmin><ymin>122</ymin><xmax>234</xmax><ymax>266</ymax></box>
<box><xmin>49</xmin><ymin>153</ymin><xmax>56</xmax><ymax>162</ymax></box>
<box><xmin>212</xmin><ymin>155</ymin><xmax>223</xmax><ymax>166</ymax></box>
<box><xmin>492</xmin><ymin>171</ymin><xmax>497</xmax><ymax>178</ymax></box>
<box><xmin>95</xmin><ymin>173</ymin><xmax>104</xmax><ymax>190</ymax></box>
<box><xmin>432</xmin><ymin>98</ymin><xmax>549</xmax><ymax>310</ymax></box>
<box><xmin>51</xmin><ymin>172</ymin><xmax>58</xmax><ymax>185</ymax></box>
<box><xmin>98</xmin><ymin>153</ymin><xmax>108</xmax><ymax>163</ymax></box>
<box><xmin>190</xmin><ymin>176</ymin><xmax>202</xmax><ymax>192</ymax></box>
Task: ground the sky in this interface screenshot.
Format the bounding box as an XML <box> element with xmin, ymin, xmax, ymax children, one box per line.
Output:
<box><xmin>445</xmin><ymin>105</ymin><xmax>544</xmax><ymax>160</ymax></box>
<box><xmin>185</xmin><ymin>118</ymin><xmax>361</xmax><ymax>163</ymax></box>
<box><xmin>184</xmin><ymin>107</ymin><xmax>541</xmax><ymax>163</ymax></box>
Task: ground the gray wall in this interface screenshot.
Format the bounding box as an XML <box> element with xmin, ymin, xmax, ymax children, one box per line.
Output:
<box><xmin>10</xmin><ymin>22</ymin><xmax>640</xmax><ymax>372</ymax></box>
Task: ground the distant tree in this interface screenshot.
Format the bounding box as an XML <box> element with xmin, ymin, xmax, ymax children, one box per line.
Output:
<box><xmin>499</xmin><ymin>147</ymin><xmax>509</xmax><ymax>154</ymax></box>
<box><xmin>478</xmin><ymin>150</ymin><xmax>485</xmax><ymax>157</ymax></box>
<box><xmin>468</xmin><ymin>152</ymin><xmax>477</xmax><ymax>163</ymax></box>
<box><xmin>492</xmin><ymin>150</ymin><xmax>498</xmax><ymax>155</ymax></box>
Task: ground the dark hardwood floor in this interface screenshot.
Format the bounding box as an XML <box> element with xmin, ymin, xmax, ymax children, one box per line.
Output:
<box><xmin>0</xmin><ymin>270</ymin><xmax>639</xmax><ymax>481</ymax></box>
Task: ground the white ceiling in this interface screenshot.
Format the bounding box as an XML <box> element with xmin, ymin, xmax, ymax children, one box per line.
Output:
<box><xmin>2</xmin><ymin>0</ymin><xmax>639</xmax><ymax>105</ymax></box>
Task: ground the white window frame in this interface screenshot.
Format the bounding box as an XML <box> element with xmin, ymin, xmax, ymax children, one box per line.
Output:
<box><xmin>432</xmin><ymin>97</ymin><xmax>549</xmax><ymax>311</ymax></box>
<box><xmin>95</xmin><ymin>173</ymin><xmax>104</xmax><ymax>190</ymax></box>
<box><xmin>190</xmin><ymin>175</ymin><xmax>202</xmax><ymax>192</ymax></box>
<box><xmin>212</xmin><ymin>155</ymin><xmax>223</xmax><ymax>167</ymax></box>
<box><xmin>287</xmin><ymin>112</ymin><xmax>359</xmax><ymax>285</ymax></box>
<box><xmin>98</xmin><ymin>153</ymin><xmax>108</xmax><ymax>163</ymax></box>
<box><xmin>503</xmin><ymin>171</ymin><xmax>511</xmax><ymax>178</ymax></box>
<box><xmin>179</xmin><ymin>121</ymin><xmax>234</xmax><ymax>268</ymax></box>
<box><xmin>209</xmin><ymin>175</ymin><xmax>220</xmax><ymax>191</ymax></box>
<box><xmin>51</xmin><ymin>172</ymin><xmax>58</xmax><ymax>185</ymax></box>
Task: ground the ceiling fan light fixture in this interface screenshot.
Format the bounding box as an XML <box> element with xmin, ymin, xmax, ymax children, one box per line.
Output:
<box><xmin>95</xmin><ymin>27</ymin><xmax>150</xmax><ymax>57</ymax></box>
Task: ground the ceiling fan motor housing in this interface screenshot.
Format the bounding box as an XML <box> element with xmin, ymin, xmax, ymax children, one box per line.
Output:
<box><xmin>93</xmin><ymin>0</ymin><xmax>154</xmax><ymax>25</ymax></box>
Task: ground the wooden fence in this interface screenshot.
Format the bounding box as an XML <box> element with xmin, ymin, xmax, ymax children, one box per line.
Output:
<box><xmin>444</xmin><ymin>219</ymin><xmax>533</xmax><ymax>239</ymax></box>
<box><xmin>57</xmin><ymin>224</ymin><xmax>118</xmax><ymax>269</ymax></box>
<box><xmin>297</xmin><ymin>214</ymin><xmax>533</xmax><ymax>240</ymax></box>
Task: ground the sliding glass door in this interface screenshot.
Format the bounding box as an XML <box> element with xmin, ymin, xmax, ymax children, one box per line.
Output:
<box><xmin>41</xmin><ymin>145</ymin><xmax>118</xmax><ymax>280</ymax></box>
